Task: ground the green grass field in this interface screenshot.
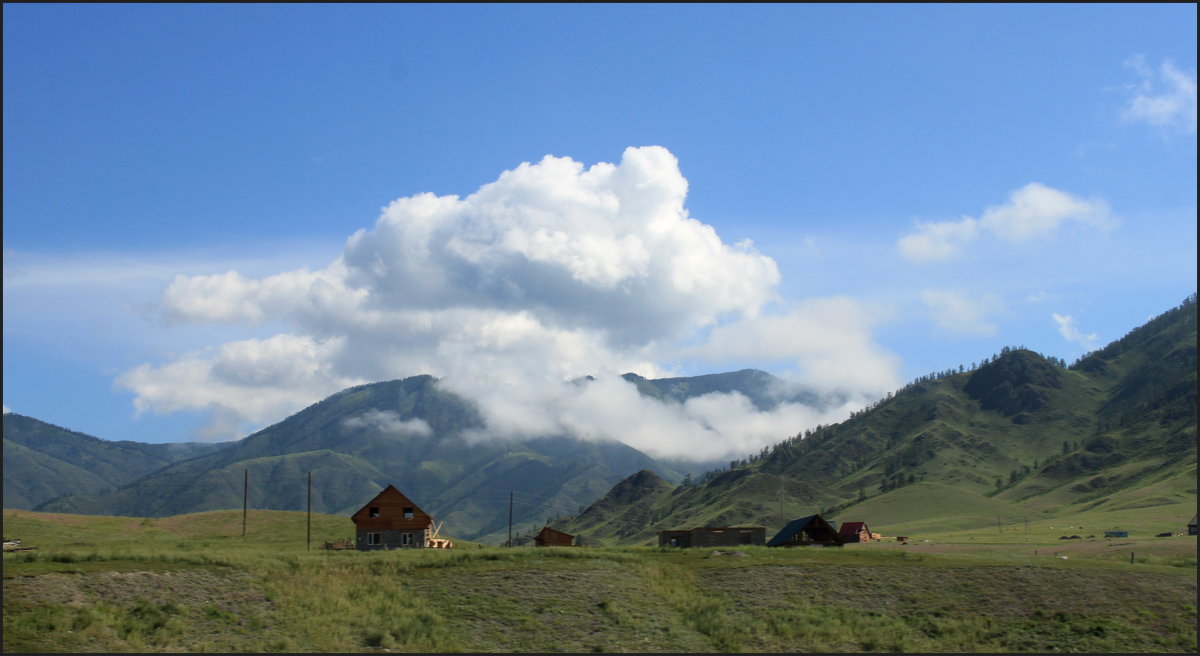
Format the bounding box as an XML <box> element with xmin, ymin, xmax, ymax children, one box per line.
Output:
<box><xmin>3</xmin><ymin>508</ymin><xmax>1195</xmax><ymax>653</ymax></box>
<box><xmin>839</xmin><ymin>480</ymin><xmax>1196</xmax><ymax>540</ymax></box>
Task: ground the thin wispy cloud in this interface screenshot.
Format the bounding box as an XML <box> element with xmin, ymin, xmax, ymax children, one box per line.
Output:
<box><xmin>683</xmin><ymin>296</ymin><xmax>902</xmax><ymax>396</ymax></box>
<box><xmin>897</xmin><ymin>183</ymin><xmax>1115</xmax><ymax>263</ymax></box>
<box><xmin>1121</xmin><ymin>55</ymin><xmax>1198</xmax><ymax>134</ymax></box>
<box><xmin>1052</xmin><ymin>313</ymin><xmax>1100</xmax><ymax>351</ymax></box>
<box><xmin>920</xmin><ymin>289</ymin><xmax>1003</xmax><ymax>337</ymax></box>
<box><xmin>3</xmin><ymin>248</ymin><xmax>333</xmax><ymax>291</ymax></box>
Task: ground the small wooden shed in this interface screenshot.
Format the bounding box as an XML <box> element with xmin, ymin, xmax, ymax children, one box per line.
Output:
<box><xmin>658</xmin><ymin>526</ymin><xmax>766</xmax><ymax>548</ymax></box>
<box><xmin>534</xmin><ymin>526</ymin><xmax>574</xmax><ymax>547</ymax></box>
<box><xmin>838</xmin><ymin>521</ymin><xmax>874</xmax><ymax>543</ymax></box>
<box><xmin>659</xmin><ymin>529</ymin><xmax>694</xmax><ymax>548</ymax></box>
<box><xmin>767</xmin><ymin>514</ymin><xmax>844</xmax><ymax>547</ymax></box>
<box><xmin>1188</xmin><ymin>515</ymin><xmax>1197</xmax><ymax>536</ymax></box>
<box><xmin>351</xmin><ymin>484</ymin><xmax>435</xmax><ymax>551</ymax></box>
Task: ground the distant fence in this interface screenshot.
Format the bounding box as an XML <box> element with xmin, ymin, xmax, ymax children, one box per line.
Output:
<box><xmin>323</xmin><ymin>537</ymin><xmax>355</xmax><ymax>550</ymax></box>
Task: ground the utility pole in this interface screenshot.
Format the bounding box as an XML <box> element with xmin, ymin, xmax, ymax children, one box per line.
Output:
<box><xmin>242</xmin><ymin>469</ymin><xmax>248</xmax><ymax>537</ymax></box>
<box><xmin>306</xmin><ymin>471</ymin><xmax>312</xmax><ymax>551</ymax></box>
<box><xmin>508</xmin><ymin>491</ymin><xmax>514</xmax><ymax>548</ymax></box>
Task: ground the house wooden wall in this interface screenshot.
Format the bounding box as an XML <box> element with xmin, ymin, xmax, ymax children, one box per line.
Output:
<box><xmin>692</xmin><ymin>527</ymin><xmax>765</xmax><ymax>547</ymax></box>
<box><xmin>659</xmin><ymin>527</ymin><xmax>765</xmax><ymax>548</ymax></box>
<box><xmin>534</xmin><ymin>527</ymin><xmax>574</xmax><ymax>547</ymax></box>
<box><xmin>659</xmin><ymin>530</ymin><xmax>693</xmax><ymax>548</ymax></box>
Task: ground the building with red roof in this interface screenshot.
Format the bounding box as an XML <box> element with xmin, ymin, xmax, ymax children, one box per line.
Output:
<box><xmin>837</xmin><ymin>521</ymin><xmax>874</xmax><ymax>543</ymax></box>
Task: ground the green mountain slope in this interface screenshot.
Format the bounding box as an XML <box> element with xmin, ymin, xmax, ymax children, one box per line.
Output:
<box><xmin>2</xmin><ymin>414</ymin><xmax>227</xmax><ymax>510</ymax></box>
<box><xmin>564</xmin><ymin>294</ymin><xmax>1197</xmax><ymax>544</ymax></box>
<box><xmin>31</xmin><ymin>375</ymin><xmax>682</xmax><ymax>543</ymax></box>
<box><xmin>563</xmin><ymin>469</ymin><xmax>677</xmax><ymax>544</ymax></box>
<box><xmin>1</xmin><ymin>439</ymin><xmax>112</xmax><ymax>510</ymax></box>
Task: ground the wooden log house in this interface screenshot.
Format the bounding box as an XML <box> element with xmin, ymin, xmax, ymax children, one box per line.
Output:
<box><xmin>351</xmin><ymin>484</ymin><xmax>444</xmax><ymax>550</ymax></box>
<box><xmin>533</xmin><ymin>526</ymin><xmax>574</xmax><ymax>547</ymax></box>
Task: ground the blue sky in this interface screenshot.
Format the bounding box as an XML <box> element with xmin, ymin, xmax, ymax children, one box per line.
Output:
<box><xmin>4</xmin><ymin>4</ymin><xmax>1196</xmax><ymax>459</ymax></box>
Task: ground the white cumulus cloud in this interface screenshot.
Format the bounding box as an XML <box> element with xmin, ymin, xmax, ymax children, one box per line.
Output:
<box><xmin>898</xmin><ymin>183</ymin><xmax>1115</xmax><ymax>263</ymax></box>
<box><xmin>116</xmin><ymin>146</ymin><xmax>893</xmax><ymax>459</ymax></box>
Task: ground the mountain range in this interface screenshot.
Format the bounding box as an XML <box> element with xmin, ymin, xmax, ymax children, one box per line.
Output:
<box><xmin>562</xmin><ymin>294</ymin><xmax>1197</xmax><ymax>544</ymax></box>
<box><xmin>5</xmin><ymin>294</ymin><xmax>1194</xmax><ymax>545</ymax></box>
<box><xmin>3</xmin><ymin>369</ymin><xmax>828</xmax><ymax>543</ymax></box>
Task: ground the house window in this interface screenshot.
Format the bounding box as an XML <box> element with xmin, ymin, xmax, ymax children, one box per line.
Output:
<box><xmin>367</xmin><ymin>533</ymin><xmax>381</xmax><ymax>545</ymax></box>
<box><xmin>402</xmin><ymin>533</ymin><xmax>413</xmax><ymax>546</ymax></box>
<box><xmin>369</xmin><ymin>507</ymin><xmax>380</xmax><ymax>518</ymax></box>
<box><xmin>403</xmin><ymin>507</ymin><xmax>414</xmax><ymax>518</ymax></box>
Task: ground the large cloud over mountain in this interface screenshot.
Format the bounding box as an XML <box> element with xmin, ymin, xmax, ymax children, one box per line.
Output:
<box><xmin>121</xmin><ymin>146</ymin><xmax>897</xmax><ymax>459</ymax></box>
<box><xmin>158</xmin><ymin>147</ymin><xmax>778</xmax><ymax>343</ymax></box>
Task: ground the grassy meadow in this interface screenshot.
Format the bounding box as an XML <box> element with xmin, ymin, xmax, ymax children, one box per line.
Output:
<box><xmin>2</xmin><ymin>508</ymin><xmax>1196</xmax><ymax>653</ymax></box>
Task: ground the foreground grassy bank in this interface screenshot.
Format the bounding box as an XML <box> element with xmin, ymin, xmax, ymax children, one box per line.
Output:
<box><xmin>3</xmin><ymin>510</ymin><xmax>1196</xmax><ymax>653</ymax></box>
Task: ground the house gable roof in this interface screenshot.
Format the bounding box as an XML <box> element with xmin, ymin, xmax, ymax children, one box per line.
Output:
<box><xmin>350</xmin><ymin>484</ymin><xmax>433</xmax><ymax>530</ymax></box>
<box><xmin>536</xmin><ymin>526</ymin><xmax>573</xmax><ymax>540</ymax></box>
<box><xmin>838</xmin><ymin>521</ymin><xmax>868</xmax><ymax>537</ymax></box>
<box><xmin>767</xmin><ymin>514</ymin><xmax>843</xmax><ymax>546</ymax></box>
